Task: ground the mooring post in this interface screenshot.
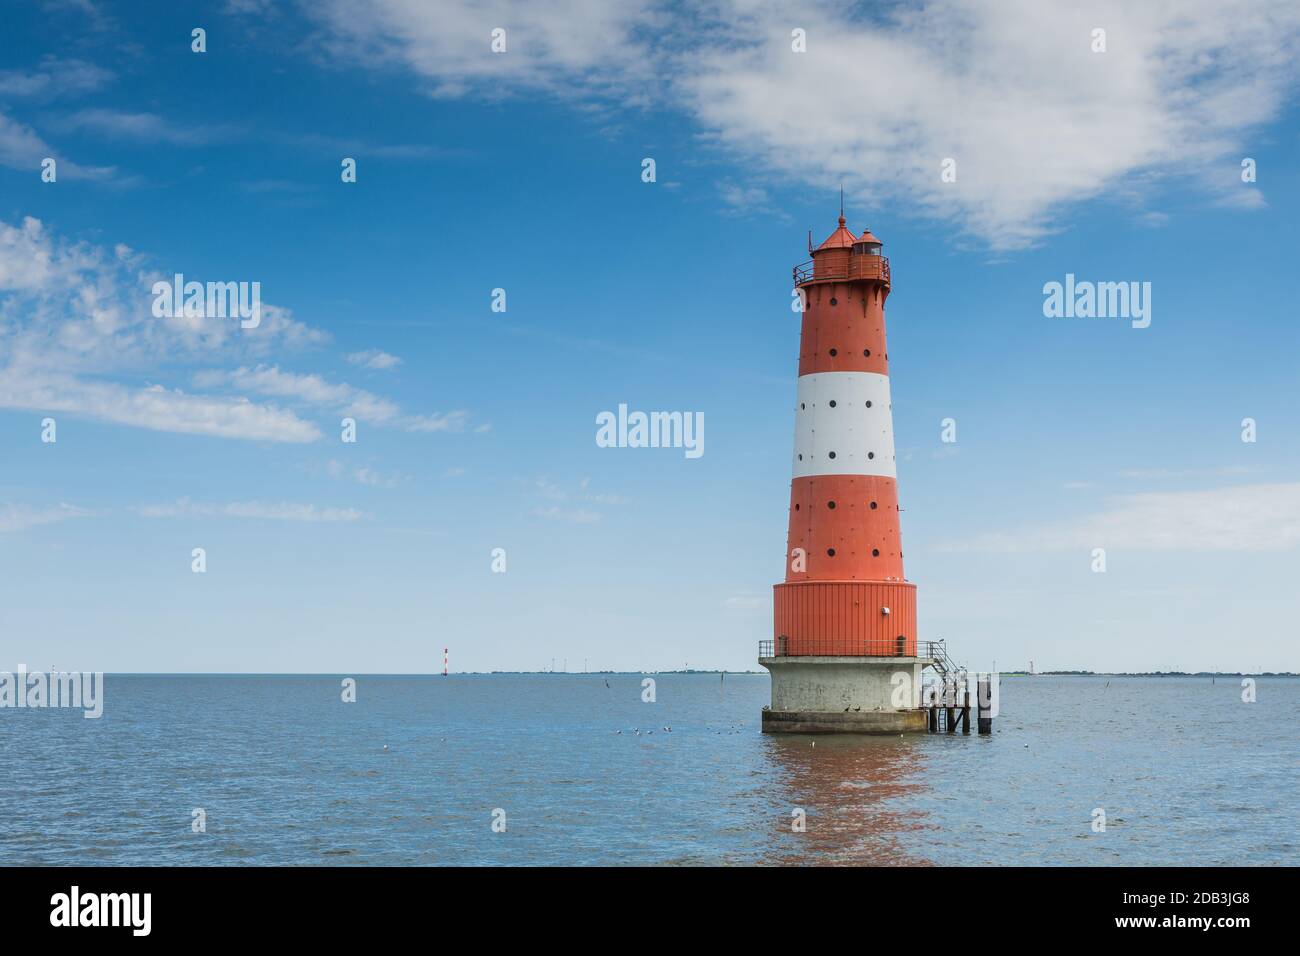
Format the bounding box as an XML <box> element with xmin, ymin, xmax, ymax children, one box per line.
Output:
<box><xmin>961</xmin><ymin>684</ymin><xmax>971</xmax><ymax>734</ymax></box>
<box><xmin>945</xmin><ymin>679</ymin><xmax>956</xmax><ymax>734</ymax></box>
<box><xmin>977</xmin><ymin>675</ymin><xmax>992</xmax><ymax>735</ymax></box>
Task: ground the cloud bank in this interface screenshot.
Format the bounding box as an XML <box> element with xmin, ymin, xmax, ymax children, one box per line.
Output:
<box><xmin>0</xmin><ymin>216</ymin><xmax>475</xmax><ymax>442</ymax></box>
<box><xmin>938</xmin><ymin>483</ymin><xmax>1300</xmax><ymax>553</ymax></box>
<box><xmin>304</xmin><ymin>0</ymin><xmax>1300</xmax><ymax>248</ymax></box>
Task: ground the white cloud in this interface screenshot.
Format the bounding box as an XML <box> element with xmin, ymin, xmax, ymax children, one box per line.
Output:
<box><xmin>56</xmin><ymin>109</ymin><xmax>243</xmax><ymax>146</ymax></box>
<box><xmin>0</xmin><ymin>57</ymin><xmax>113</xmax><ymax>98</ymax></box>
<box><xmin>406</xmin><ymin>411</ymin><xmax>472</xmax><ymax>433</ymax></box>
<box><xmin>195</xmin><ymin>365</ymin><xmax>400</xmax><ymax>422</ymax></box>
<box><xmin>311</xmin><ymin>0</ymin><xmax>658</xmax><ymax>99</ymax></box>
<box><xmin>308</xmin><ymin>0</ymin><xmax>1300</xmax><ymax>249</ymax></box>
<box><xmin>536</xmin><ymin>476</ymin><xmax>567</xmax><ymax>501</ymax></box>
<box><xmin>326</xmin><ymin>459</ymin><xmax>403</xmax><ymax>487</ymax></box>
<box><xmin>681</xmin><ymin>0</ymin><xmax>1300</xmax><ymax>248</ymax></box>
<box><xmin>0</xmin><ymin>502</ymin><xmax>90</xmax><ymax>533</ymax></box>
<box><xmin>346</xmin><ymin>349</ymin><xmax>403</xmax><ymax>370</ymax></box>
<box><xmin>137</xmin><ymin>498</ymin><xmax>365</xmax><ymax>522</ymax></box>
<box><xmin>0</xmin><ymin>111</ymin><xmax>115</xmax><ymax>180</ymax></box>
<box><xmin>938</xmin><ymin>483</ymin><xmax>1300</xmax><ymax>553</ymax></box>
<box><xmin>195</xmin><ymin>365</ymin><xmax>473</xmax><ymax>432</ymax></box>
<box><xmin>0</xmin><ymin>215</ymin><xmax>477</xmax><ymax>443</ymax></box>
<box><xmin>531</xmin><ymin>476</ymin><xmax>624</xmax><ymax>523</ymax></box>
<box><xmin>576</xmin><ymin>476</ymin><xmax>625</xmax><ymax>505</ymax></box>
<box><xmin>0</xmin><ymin>369</ymin><xmax>321</xmax><ymax>442</ymax></box>
<box><xmin>718</xmin><ymin>182</ymin><xmax>783</xmax><ymax>218</ymax></box>
<box><xmin>0</xmin><ymin>214</ymin><xmax>326</xmax><ymax>443</ymax></box>
<box><xmin>536</xmin><ymin>476</ymin><xmax>626</xmax><ymax>505</ymax></box>
<box><xmin>0</xmin><ymin>216</ymin><xmax>56</xmax><ymax>291</ymax></box>
<box><xmin>0</xmin><ymin>216</ymin><xmax>327</xmax><ymax>375</ymax></box>
<box><xmin>351</xmin><ymin>466</ymin><xmax>390</xmax><ymax>487</ymax></box>
<box><xmin>266</xmin><ymin>130</ymin><xmax>446</xmax><ymax>160</ymax></box>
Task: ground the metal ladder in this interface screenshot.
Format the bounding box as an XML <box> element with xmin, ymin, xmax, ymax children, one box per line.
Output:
<box><xmin>921</xmin><ymin>639</ymin><xmax>964</xmax><ymax>682</ymax></box>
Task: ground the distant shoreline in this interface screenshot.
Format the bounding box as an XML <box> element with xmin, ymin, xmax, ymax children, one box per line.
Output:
<box><xmin>91</xmin><ymin>670</ymin><xmax>1299</xmax><ymax>677</ymax></box>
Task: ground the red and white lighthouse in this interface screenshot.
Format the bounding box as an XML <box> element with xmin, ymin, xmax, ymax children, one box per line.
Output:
<box><xmin>760</xmin><ymin>214</ymin><xmax>928</xmax><ymax>733</ymax></box>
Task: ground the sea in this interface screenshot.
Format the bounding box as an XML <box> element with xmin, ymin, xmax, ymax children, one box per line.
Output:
<box><xmin>1</xmin><ymin>674</ymin><xmax>1294</xmax><ymax>866</ymax></box>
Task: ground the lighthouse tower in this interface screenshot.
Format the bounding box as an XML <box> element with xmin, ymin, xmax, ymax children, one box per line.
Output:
<box><xmin>760</xmin><ymin>214</ymin><xmax>929</xmax><ymax>733</ymax></box>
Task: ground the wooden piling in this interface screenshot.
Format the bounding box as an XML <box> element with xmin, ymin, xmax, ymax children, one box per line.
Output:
<box><xmin>977</xmin><ymin>675</ymin><xmax>993</xmax><ymax>734</ymax></box>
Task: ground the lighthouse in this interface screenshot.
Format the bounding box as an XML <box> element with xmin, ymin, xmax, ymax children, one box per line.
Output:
<box><xmin>760</xmin><ymin>214</ymin><xmax>930</xmax><ymax>733</ymax></box>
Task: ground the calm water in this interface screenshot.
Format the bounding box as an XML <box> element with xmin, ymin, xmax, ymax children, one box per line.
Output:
<box><xmin>1</xmin><ymin>674</ymin><xmax>1295</xmax><ymax>866</ymax></box>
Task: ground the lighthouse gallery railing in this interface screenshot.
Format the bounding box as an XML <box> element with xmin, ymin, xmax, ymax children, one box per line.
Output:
<box><xmin>792</xmin><ymin>254</ymin><xmax>890</xmax><ymax>286</ymax></box>
<box><xmin>759</xmin><ymin>637</ymin><xmax>949</xmax><ymax>660</ymax></box>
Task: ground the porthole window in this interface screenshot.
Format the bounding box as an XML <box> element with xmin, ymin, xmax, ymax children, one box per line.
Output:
<box><xmin>864</xmin><ymin>349</ymin><xmax>871</xmax><ymax>357</ymax></box>
<box><xmin>827</xmin><ymin>501</ymin><xmax>836</xmax><ymax>510</ymax></box>
<box><xmin>794</xmin><ymin>503</ymin><xmax>800</xmax><ymax>511</ymax></box>
<box><xmin>872</xmin><ymin>549</ymin><xmax>880</xmax><ymax>557</ymax></box>
<box><xmin>828</xmin><ymin>451</ymin><xmax>837</xmax><ymax>459</ymax></box>
<box><xmin>829</xmin><ymin>348</ymin><xmax>838</xmax><ymax>357</ymax></box>
<box><xmin>827</xmin><ymin>548</ymin><xmax>836</xmax><ymax>557</ymax></box>
<box><xmin>797</xmin><ymin>454</ymin><xmax>803</xmax><ymax>461</ymax></box>
<box><xmin>866</xmin><ymin>400</ymin><xmax>873</xmax><ymax>408</ymax></box>
<box><xmin>801</xmin><ymin>402</ymin><xmax>805</xmax><ymax>410</ymax></box>
<box><xmin>870</xmin><ymin>501</ymin><xmax>878</xmax><ymax>510</ymax></box>
<box><xmin>828</xmin><ymin>400</ymin><xmax>837</xmax><ymax>408</ymax></box>
<box><xmin>829</xmin><ymin>297</ymin><xmax>838</xmax><ymax>306</ymax></box>
<box><xmin>867</xmin><ymin>452</ymin><xmax>875</xmax><ymax>460</ymax></box>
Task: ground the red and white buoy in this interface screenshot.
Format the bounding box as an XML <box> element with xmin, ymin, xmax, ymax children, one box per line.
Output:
<box><xmin>760</xmin><ymin>213</ymin><xmax>927</xmax><ymax>734</ymax></box>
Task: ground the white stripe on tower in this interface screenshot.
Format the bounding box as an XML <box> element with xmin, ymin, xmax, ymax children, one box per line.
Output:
<box><xmin>791</xmin><ymin>371</ymin><xmax>897</xmax><ymax>479</ymax></box>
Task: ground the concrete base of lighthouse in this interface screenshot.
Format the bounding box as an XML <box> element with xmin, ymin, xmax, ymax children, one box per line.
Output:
<box><xmin>759</xmin><ymin>656</ymin><xmax>930</xmax><ymax>734</ymax></box>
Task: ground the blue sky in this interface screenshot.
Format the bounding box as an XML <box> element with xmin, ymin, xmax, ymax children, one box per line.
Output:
<box><xmin>1</xmin><ymin>0</ymin><xmax>1298</xmax><ymax>673</ymax></box>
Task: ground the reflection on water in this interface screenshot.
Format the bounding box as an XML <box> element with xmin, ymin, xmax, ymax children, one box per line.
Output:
<box><xmin>760</xmin><ymin>734</ymin><xmax>935</xmax><ymax>865</ymax></box>
<box><xmin>0</xmin><ymin>673</ymin><xmax>1293</xmax><ymax>865</ymax></box>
